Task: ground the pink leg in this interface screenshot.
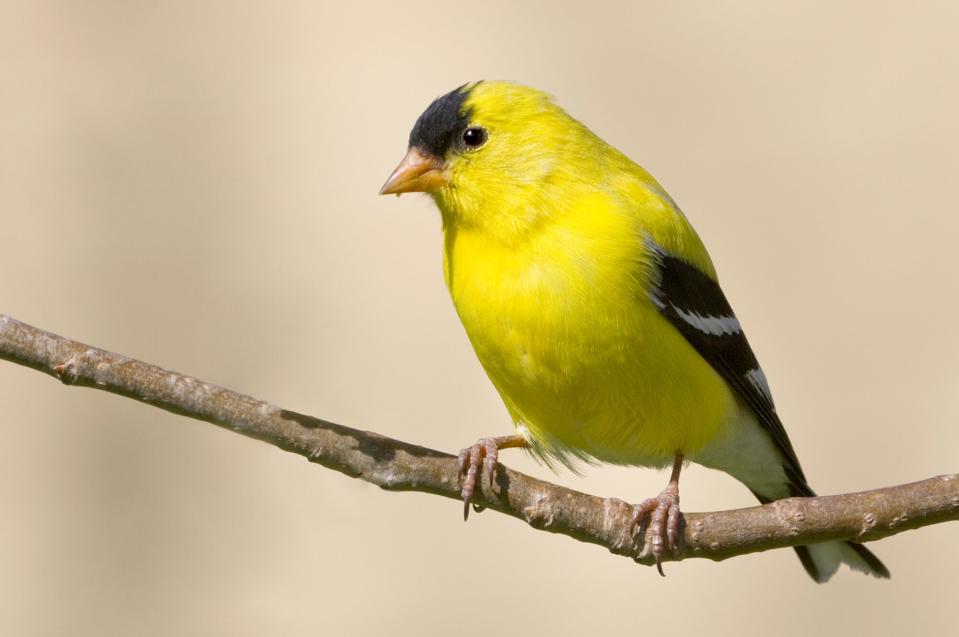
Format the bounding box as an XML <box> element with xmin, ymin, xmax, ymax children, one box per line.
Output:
<box><xmin>456</xmin><ymin>434</ymin><xmax>527</xmax><ymax>520</ymax></box>
<box><xmin>630</xmin><ymin>454</ymin><xmax>684</xmax><ymax>576</ymax></box>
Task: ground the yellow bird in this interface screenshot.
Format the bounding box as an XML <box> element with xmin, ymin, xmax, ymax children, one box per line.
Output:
<box><xmin>380</xmin><ymin>81</ymin><xmax>888</xmax><ymax>582</ymax></box>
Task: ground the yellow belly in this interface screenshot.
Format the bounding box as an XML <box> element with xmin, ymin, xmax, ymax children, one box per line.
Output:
<box><xmin>444</xmin><ymin>213</ymin><xmax>737</xmax><ymax>468</ymax></box>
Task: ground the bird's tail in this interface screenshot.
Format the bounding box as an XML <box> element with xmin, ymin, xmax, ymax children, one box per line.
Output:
<box><xmin>747</xmin><ymin>486</ymin><xmax>890</xmax><ymax>582</ymax></box>
<box><xmin>793</xmin><ymin>541</ymin><xmax>890</xmax><ymax>583</ymax></box>
<box><xmin>694</xmin><ymin>408</ymin><xmax>890</xmax><ymax>582</ymax></box>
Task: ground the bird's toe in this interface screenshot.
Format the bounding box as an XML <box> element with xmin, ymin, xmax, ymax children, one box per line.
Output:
<box><xmin>631</xmin><ymin>487</ymin><xmax>683</xmax><ymax>576</ymax></box>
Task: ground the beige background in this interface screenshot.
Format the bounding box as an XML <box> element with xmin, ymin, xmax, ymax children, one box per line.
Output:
<box><xmin>2</xmin><ymin>2</ymin><xmax>958</xmax><ymax>635</ymax></box>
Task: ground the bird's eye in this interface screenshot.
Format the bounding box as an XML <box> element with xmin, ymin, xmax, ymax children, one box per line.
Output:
<box><xmin>461</xmin><ymin>127</ymin><xmax>488</xmax><ymax>148</ymax></box>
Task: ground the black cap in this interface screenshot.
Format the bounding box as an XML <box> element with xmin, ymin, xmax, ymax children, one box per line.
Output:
<box><xmin>408</xmin><ymin>83</ymin><xmax>477</xmax><ymax>157</ymax></box>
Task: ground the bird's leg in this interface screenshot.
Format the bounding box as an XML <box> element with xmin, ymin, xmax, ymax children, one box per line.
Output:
<box><xmin>631</xmin><ymin>453</ymin><xmax>684</xmax><ymax>576</ymax></box>
<box><xmin>456</xmin><ymin>433</ymin><xmax>528</xmax><ymax>520</ymax></box>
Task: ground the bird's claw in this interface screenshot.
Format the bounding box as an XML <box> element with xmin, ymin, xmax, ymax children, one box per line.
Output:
<box><xmin>456</xmin><ymin>438</ymin><xmax>501</xmax><ymax>521</ymax></box>
<box><xmin>630</xmin><ymin>486</ymin><xmax>682</xmax><ymax>576</ymax></box>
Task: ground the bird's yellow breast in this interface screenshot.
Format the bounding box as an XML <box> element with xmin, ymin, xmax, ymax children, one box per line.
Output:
<box><xmin>443</xmin><ymin>190</ymin><xmax>737</xmax><ymax>467</ymax></box>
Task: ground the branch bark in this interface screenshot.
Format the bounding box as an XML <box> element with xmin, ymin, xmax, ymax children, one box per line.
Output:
<box><xmin>1</xmin><ymin>313</ymin><xmax>956</xmax><ymax>568</ymax></box>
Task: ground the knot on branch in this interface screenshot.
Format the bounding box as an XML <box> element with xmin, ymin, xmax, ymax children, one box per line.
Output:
<box><xmin>53</xmin><ymin>358</ymin><xmax>80</xmax><ymax>385</ymax></box>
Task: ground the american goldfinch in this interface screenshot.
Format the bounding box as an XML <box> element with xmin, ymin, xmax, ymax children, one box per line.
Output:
<box><xmin>380</xmin><ymin>81</ymin><xmax>889</xmax><ymax>582</ymax></box>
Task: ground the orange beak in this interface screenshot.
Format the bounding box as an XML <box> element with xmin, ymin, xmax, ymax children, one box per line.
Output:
<box><xmin>379</xmin><ymin>147</ymin><xmax>448</xmax><ymax>195</ymax></box>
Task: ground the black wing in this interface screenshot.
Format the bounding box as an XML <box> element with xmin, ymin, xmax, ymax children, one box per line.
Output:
<box><xmin>647</xmin><ymin>242</ymin><xmax>812</xmax><ymax>496</ymax></box>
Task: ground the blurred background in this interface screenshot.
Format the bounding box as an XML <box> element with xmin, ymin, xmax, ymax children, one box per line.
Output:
<box><xmin>2</xmin><ymin>2</ymin><xmax>957</xmax><ymax>635</ymax></box>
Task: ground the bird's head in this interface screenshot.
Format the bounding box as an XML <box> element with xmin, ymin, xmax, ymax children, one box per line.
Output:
<box><xmin>380</xmin><ymin>81</ymin><xmax>600</xmax><ymax>239</ymax></box>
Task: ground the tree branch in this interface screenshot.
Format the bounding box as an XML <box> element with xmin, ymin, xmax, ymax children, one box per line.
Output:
<box><xmin>1</xmin><ymin>313</ymin><xmax>956</xmax><ymax>568</ymax></box>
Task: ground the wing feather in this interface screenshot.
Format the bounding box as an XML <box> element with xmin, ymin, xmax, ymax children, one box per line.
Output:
<box><xmin>646</xmin><ymin>240</ymin><xmax>812</xmax><ymax>496</ymax></box>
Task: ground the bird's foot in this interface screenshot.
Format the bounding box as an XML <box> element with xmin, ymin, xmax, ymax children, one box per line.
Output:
<box><xmin>630</xmin><ymin>484</ymin><xmax>682</xmax><ymax>576</ymax></box>
<box><xmin>456</xmin><ymin>434</ymin><xmax>526</xmax><ymax>521</ymax></box>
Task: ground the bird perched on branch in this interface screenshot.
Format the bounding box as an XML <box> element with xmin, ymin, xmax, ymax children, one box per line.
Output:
<box><xmin>380</xmin><ymin>81</ymin><xmax>888</xmax><ymax>582</ymax></box>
